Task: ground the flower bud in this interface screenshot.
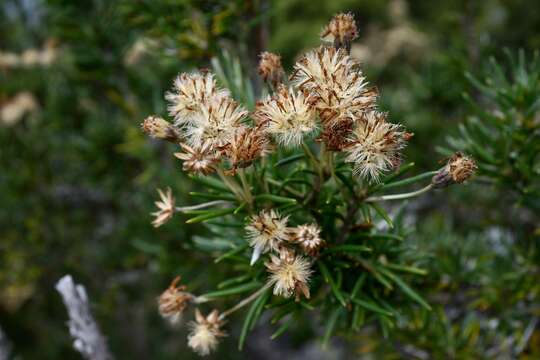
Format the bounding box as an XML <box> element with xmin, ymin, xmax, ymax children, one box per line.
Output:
<box><xmin>321</xmin><ymin>13</ymin><xmax>359</xmax><ymax>52</ymax></box>
<box><xmin>432</xmin><ymin>152</ymin><xmax>477</xmax><ymax>188</ymax></box>
<box><xmin>141</xmin><ymin>115</ymin><xmax>181</xmax><ymax>143</ymax></box>
<box><xmin>258</xmin><ymin>52</ymin><xmax>285</xmax><ymax>89</ymax></box>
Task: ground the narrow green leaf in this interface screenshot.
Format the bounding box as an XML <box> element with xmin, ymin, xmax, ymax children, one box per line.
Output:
<box><xmin>255</xmin><ymin>194</ymin><xmax>297</xmax><ymax>204</ymax></box>
<box><xmin>274</xmin><ymin>153</ymin><xmax>305</xmax><ymax>167</ymax></box>
<box><xmin>239</xmin><ymin>290</ymin><xmax>263</xmax><ymax>350</ymax></box>
<box><xmin>190</xmin><ymin>176</ymin><xmax>230</xmax><ymax>192</ymax></box>
<box><xmin>215</xmin><ymin>243</ymin><xmax>249</xmax><ymax>263</ymax></box>
<box><xmin>318</xmin><ymin>262</ymin><xmax>347</xmax><ymax>307</ymax></box>
<box><xmin>250</xmin><ymin>289</ymin><xmax>272</xmax><ymax>330</ymax></box>
<box><xmin>218</xmin><ymin>274</ymin><xmax>251</xmax><ymax>289</ymax></box>
<box><xmin>351</xmin><ymin>297</ymin><xmax>394</xmax><ymax>317</ymax></box>
<box><xmin>189</xmin><ymin>192</ymin><xmax>237</xmax><ymax>201</ymax></box>
<box><xmin>202</xmin><ymin>282</ymin><xmax>260</xmax><ymax>299</ymax></box>
<box><xmin>271</xmin><ymin>316</ymin><xmax>294</xmax><ymax>340</ymax></box>
<box><xmin>323</xmin><ymin>245</ymin><xmax>373</xmax><ymax>254</ymax></box>
<box><xmin>383</xmin><ymin>262</ymin><xmax>428</xmax><ymax>276</ymax></box>
<box><xmin>186</xmin><ymin>207</ymin><xmax>236</xmax><ymax>224</ymax></box>
<box><xmin>322</xmin><ymin>308</ymin><xmax>342</xmax><ymax>349</ymax></box>
<box><xmin>382</xmin><ymin>171</ymin><xmax>438</xmax><ymax>190</ymax></box>
<box><xmin>369</xmin><ymin>203</ymin><xmax>394</xmax><ymax>229</ymax></box>
<box><xmin>377</xmin><ymin>267</ymin><xmax>432</xmax><ymax>310</ymax></box>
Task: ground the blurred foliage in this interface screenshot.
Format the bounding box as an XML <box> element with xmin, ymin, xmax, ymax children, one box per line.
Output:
<box><xmin>1</xmin><ymin>0</ymin><xmax>539</xmax><ymax>358</ymax></box>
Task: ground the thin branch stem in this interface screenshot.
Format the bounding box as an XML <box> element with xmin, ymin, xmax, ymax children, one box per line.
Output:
<box><xmin>364</xmin><ymin>184</ymin><xmax>434</xmax><ymax>202</ymax></box>
<box><xmin>238</xmin><ymin>168</ymin><xmax>253</xmax><ymax>208</ymax></box>
<box><xmin>219</xmin><ymin>282</ymin><xmax>273</xmax><ymax>320</ymax></box>
<box><xmin>175</xmin><ymin>200</ymin><xmax>230</xmax><ymax>212</ymax></box>
<box><xmin>217</xmin><ymin>168</ymin><xmax>246</xmax><ymax>203</ymax></box>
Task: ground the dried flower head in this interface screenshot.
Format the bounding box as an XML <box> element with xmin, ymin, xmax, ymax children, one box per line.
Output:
<box><xmin>221</xmin><ymin>125</ymin><xmax>270</xmax><ymax>175</ymax></box>
<box><xmin>265</xmin><ymin>249</ymin><xmax>312</xmax><ymax>300</ymax></box>
<box><xmin>151</xmin><ymin>187</ymin><xmax>176</xmax><ymax>227</ymax></box>
<box><xmin>188</xmin><ymin>309</ymin><xmax>226</xmax><ymax>356</ymax></box>
<box><xmin>290</xmin><ymin>224</ymin><xmax>324</xmax><ymax>256</ymax></box>
<box><xmin>317</xmin><ymin>119</ymin><xmax>355</xmax><ymax>151</ymax></box>
<box><xmin>253</xmin><ymin>86</ymin><xmax>318</xmax><ymax>147</ymax></box>
<box><xmin>165</xmin><ymin>71</ymin><xmax>229</xmax><ymax>124</ymax></box>
<box><xmin>321</xmin><ymin>13</ymin><xmax>359</xmax><ymax>51</ymax></box>
<box><xmin>432</xmin><ymin>152</ymin><xmax>477</xmax><ymax>188</ymax></box>
<box><xmin>245</xmin><ymin>209</ymin><xmax>289</xmax><ymax>265</ymax></box>
<box><xmin>185</xmin><ymin>96</ymin><xmax>247</xmax><ymax>148</ymax></box>
<box><xmin>158</xmin><ymin>276</ymin><xmax>194</xmax><ymax>325</ymax></box>
<box><xmin>141</xmin><ymin>116</ymin><xmax>181</xmax><ymax>143</ymax></box>
<box><xmin>344</xmin><ymin>111</ymin><xmax>411</xmax><ymax>182</ymax></box>
<box><xmin>291</xmin><ymin>46</ymin><xmax>377</xmax><ymax>127</ymax></box>
<box><xmin>174</xmin><ymin>142</ymin><xmax>220</xmax><ymax>175</ymax></box>
<box><xmin>258</xmin><ymin>51</ymin><xmax>285</xmax><ymax>88</ymax></box>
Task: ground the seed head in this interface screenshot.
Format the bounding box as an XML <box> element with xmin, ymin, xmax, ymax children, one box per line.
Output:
<box><xmin>185</xmin><ymin>96</ymin><xmax>247</xmax><ymax>148</ymax></box>
<box><xmin>258</xmin><ymin>52</ymin><xmax>285</xmax><ymax>89</ymax></box>
<box><xmin>265</xmin><ymin>249</ymin><xmax>312</xmax><ymax>301</ymax></box>
<box><xmin>290</xmin><ymin>224</ymin><xmax>324</xmax><ymax>256</ymax></box>
<box><xmin>165</xmin><ymin>71</ymin><xmax>229</xmax><ymax>124</ymax></box>
<box><xmin>245</xmin><ymin>209</ymin><xmax>289</xmax><ymax>265</ymax></box>
<box><xmin>187</xmin><ymin>309</ymin><xmax>226</xmax><ymax>356</ymax></box>
<box><xmin>221</xmin><ymin>125</ymin><xmax>270</xmax><ymax>175</ymax></box>
<box><xmin>151</xmin><ymin>187</ymin><xmax>176</xmax><ymax>227</ymax></box>
<box><xmin>253</xmin><ymin>86</ymin><xmax>318</xmax><ymax>147</ymax></box>
<box><xmin>158</xmin><ymin>276</ymin><xmax>194</xmax><ymax>325</ymax></box>
<box><xmin>344</xmin><ymin>111</ymin><xmax>411</xmax><ymax>182</ymax></box>
<box><xmin>432</xmin><ymin>152</ymin><xmax>477</xmax><ymax>188</ymax></box>
<box><xmin>174</xmin><ymin>142</ymin><xmax>220</xmax><ymax>176</ymax></box>
<box><xmin>321</xmin><ymin>13</ymin><xmax>359</xmax><ymax>51</ymax></box>
<box><xmin>291</xmin><ymin>46</ymin><xmax>377</xmax><ymax>127</ymax></box>
<box><xmin>141</xmin><ymin>116</ymin><xmax>181</xmax><ymax>143</ymax></box>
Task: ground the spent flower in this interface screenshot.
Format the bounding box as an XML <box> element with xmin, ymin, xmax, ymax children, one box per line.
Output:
<box><xmin>265</xmin><ymin>249</ymin><xmax>312</xmax><ymax>301</ymax></box>
<box><xmin>432</xmin><ymin>152</ymin><xmax>477</xmax><ymax>188</ymax></box>
<box><xmin>344</xmin><ymin>111</ymin><xmax>411</xmax><ymax>182</ymax></box>
<box><xmin>158</xmin><ymin>276</ymin><xmax>194</xmax><ymax>325</ymax></box>
<box><xmin>166</xmin><ymin>71</ymin><xmax>229</xmax><ymax>124</ymax></box>
<box><xmin>187</xmin><ymin>309</ymin><xmax>226</xmax><ymax>356</ymax></box>
<box><xmin>245</xmin><ymin>209</ymin><xmax>289</xmax><ymax>265</ymax></box>
<box><xmin>321</xmin><ymin>12</ymin><xmax>359</xmax><ymax>51</ymax></box>
<box><xmin>151</xmin><ymin>187</ymin><xmax>176</xmax><ymax>227</ymax></box>
<box><xmin>141</xmin><ymin>116</ymin><xmax>181</xmax><ymax>143</ymax></box>
<box><xmin>254</xmin><ymin>86</ymin><xmax>318</xmax><ymax>147</ymax></box>
<box><xmin>174</xmin><ymin>142</ymin><xmax>220</xmax><ymax>176</ymax></box>
<box><xmin>290</xmin><ymin>224</ymin><xmax>324</xmax><ymax>256</ymax></box>
<box><xmin>258</xmin><ymin>51</ymin><xmax>285</xmax><ymax>89</ymax></box>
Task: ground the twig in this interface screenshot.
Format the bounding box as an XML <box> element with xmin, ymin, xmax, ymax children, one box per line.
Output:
<box><xmin>56</xmin><ymin>275</ymin><xmax>112</xmax><ymax>360</ymax></box>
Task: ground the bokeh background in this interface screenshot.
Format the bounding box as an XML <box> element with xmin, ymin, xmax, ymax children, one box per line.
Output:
<box><xmin>1</xmin><ymin>0</ymin><xmax>539</xmax><ymax>359</ymax></box>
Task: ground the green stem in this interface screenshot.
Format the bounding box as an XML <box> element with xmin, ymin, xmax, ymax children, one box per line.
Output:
<box><xmin>238</xmin><ymin>168</ymin><xmax>253</xmax><ymax>209</ymax></box>
<box><xmin>217</xmin><ymin>168</ymin><xmax>246</xmax><ymax>204</ymax></box>
<box><xmin>219</xmin><ymin>282</ymin><xmax>273</xmax><ymax>320</ymax></box>
<box><xmin>364</xmin><ymin>184</ymin><xmax>434</xmax><ymax>202</ymax></box>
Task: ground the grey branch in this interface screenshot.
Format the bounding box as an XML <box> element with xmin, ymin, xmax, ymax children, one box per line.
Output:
<box><xmin>0</xmin><ymin>325</ymin><xmax>11</xmax><ymax>360</ymax></box>
<box><xmin>55</xmin><ymin>275</ymin><xmax>113</xmax><ymax>360</ymax></box>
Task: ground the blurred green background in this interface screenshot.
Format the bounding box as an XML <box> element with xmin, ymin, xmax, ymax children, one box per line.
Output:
<box><xmin>1</xmin><ymin>0</ymin><xmax>539</xmax><ymax>358</ymax></box>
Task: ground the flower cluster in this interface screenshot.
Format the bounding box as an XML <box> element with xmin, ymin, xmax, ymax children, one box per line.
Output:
<box><xmin>143</xmin><ymin>12</ymin><xmax>476</xmax><ymax>357</ymax></box>
<box><xmin>245</xmin><ymin>209</ymin><xmax>322</xmax><ymax>299</ymax></box>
